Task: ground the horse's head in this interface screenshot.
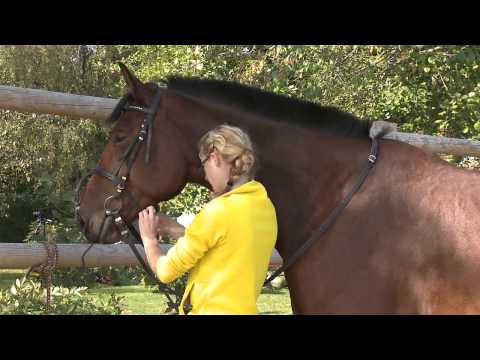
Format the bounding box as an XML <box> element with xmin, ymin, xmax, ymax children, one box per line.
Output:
<box><xmin>76</xmin><ymin>63</ymin><xmax>195</xmax><ymax>243</ymax></box>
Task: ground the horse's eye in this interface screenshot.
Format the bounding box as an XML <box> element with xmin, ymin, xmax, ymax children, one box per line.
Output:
<box><xmin>112</xmin><ymin>134</ymin><xmax>127</xmax><ymax>144</ymax></box>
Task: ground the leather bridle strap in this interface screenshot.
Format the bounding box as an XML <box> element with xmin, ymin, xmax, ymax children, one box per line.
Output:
<box><xmin>144</xmin><ymin>90</ymin><xmax>162</xmax><ymax>164</ymax></box>
<box><xmin>264</xmin><ymin>138</ymin><xmax>379</xmax><ymax>286</ymax></box>
<box><xmin>94</xmin><ymin>165</ymin><xmax>125</xmax><ymax>186</ymax></box>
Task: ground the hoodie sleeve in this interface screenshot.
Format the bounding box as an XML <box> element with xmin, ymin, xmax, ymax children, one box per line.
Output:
<box><xmin>155</xmin><ymin>199</ymin><xmax>227</xmax><ymax>283</ymax></box>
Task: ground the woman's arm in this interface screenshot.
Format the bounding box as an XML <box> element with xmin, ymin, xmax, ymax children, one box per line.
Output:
<box><xmin>138</xmin><ymin>206</ymin><xmax>185</xmax><ymax>277</ymax></box>
<box><xmin>139</xmin><ymin>200</ymin><xmax>226</xmax><ymax>283</ymax></box>
<box><xmin>156</xmin><ymin>212</ymin><xmax>185</xmax><ymax>240</ymax></box>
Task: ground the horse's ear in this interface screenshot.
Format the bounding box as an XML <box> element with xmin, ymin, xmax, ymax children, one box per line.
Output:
<box><xmin>118</xmin><ymin>62</ymin><xmax>150</xmax><ymax>105</ymax></box>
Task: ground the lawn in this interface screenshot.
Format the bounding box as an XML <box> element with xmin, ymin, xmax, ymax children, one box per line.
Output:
<box><xmin>0</xmin><ymin>269</ymin><xmax>292</xmax><ymax>315</ymax></box>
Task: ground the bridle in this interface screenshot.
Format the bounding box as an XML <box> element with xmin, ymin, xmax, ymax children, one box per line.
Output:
<box><xmin>74</xmin><ymin>86</ymin><xmax>181</xmax><ymax>312</ymax></box>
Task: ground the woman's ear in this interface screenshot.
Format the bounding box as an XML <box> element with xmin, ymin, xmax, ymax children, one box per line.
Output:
<box><xmin>212</xmin><ymin>150</ymin><xmax>222</xmax><ymax>168</ymax></box>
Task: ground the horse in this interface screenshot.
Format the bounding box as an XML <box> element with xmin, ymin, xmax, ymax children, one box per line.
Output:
<box><xmin>76</xmin><ymin>63</ymin><xmax>480</xmax><ymax>314</ymax></box>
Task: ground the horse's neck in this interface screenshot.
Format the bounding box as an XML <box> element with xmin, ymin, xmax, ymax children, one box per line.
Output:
<box><xmin>167</xmin><ymin>92</ymin><xmax>372</xmax><ymax>258</ymax></box>
<box><xmin>255</xmin><ymin>132</ymin><xmax>368</xmax><ymax>256</ymax></box>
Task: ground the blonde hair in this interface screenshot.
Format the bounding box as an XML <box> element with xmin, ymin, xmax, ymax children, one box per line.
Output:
<box><xmin>198</xmin><ymin>124</ymin><xmax>257</xmax><ymax>185</ymax></box>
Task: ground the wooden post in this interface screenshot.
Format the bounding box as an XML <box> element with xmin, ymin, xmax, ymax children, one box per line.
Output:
<box><xmin>0</xmin><ymin>243</ymin><xmax>284</xmax><ymax>269</ymax></box>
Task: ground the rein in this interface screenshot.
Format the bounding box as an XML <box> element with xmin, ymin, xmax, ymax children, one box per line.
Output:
<box><xmin>264</xmin><ymin>137</ymin><xmax>379</xmax><ymax>286</ymax></box>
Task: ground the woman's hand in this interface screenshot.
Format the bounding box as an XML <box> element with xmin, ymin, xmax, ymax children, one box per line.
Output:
<box><xmin>138</xmin><ymin>206</ymin><xmax>160</xmax><ymax>247</ymax></box>
<box><xmin>138</xmin><ymin>206</ymin><xmax>182</xmax><ymax>245</ymax></box>
<box><xmin>138</xmin><ymin>206</ymin><xmax>169</xmax><ymax>276</ymax></box>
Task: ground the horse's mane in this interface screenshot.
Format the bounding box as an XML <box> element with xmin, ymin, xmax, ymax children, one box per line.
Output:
<box><xmin>164</xmin><ymin>76</ymin><xmax>372</xmax><ymax>138</ymax></box>
<box><xmin>108</xmin><ymin>77</ymin><xmax>372</xmax><ymax>138</ymax></box>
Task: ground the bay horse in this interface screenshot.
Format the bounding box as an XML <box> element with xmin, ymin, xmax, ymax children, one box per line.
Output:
<box><xmin>76</xmin><ymin>63</ymin><xmax>480</xmax><ymax>314</ymax></box>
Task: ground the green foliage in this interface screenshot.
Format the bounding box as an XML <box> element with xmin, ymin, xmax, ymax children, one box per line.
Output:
<box><xmin>117</xmin><ymin>45</ymin><xmax>480</xmax><ymax>143</ymax></box>
<box><xmin>369</xmin><ymin>46</ymin><xmax>480</xmax><ymax>138</ymax></box>
<box><xmin>458</xmin><ymin>156</ymin><xmax>480</xmax><ymax>170</ymax></box>
<box><xmin>0</xmin><ymin>277</ymin><xmax>124</xmax><ymax>315</ymax></box>
<box><xmin>0</xmin><ymin>45</ymin><xmax>115</xmax><ymax>242</ymax></box>
<box><xmin>0</xmin><ymin>45</ymin><xmax>124</xmax><ymax>96</ymax></box>
<box><xmin>159</xmin><ymin>183</ymin><xmax>210</xmax><ymax>218</ymax></box>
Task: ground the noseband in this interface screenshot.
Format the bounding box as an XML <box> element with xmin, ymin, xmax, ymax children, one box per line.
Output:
<box><xmin>75</xmin><ymin>87</ymin><xmax>180</xmax><ymax>311</ymax></box>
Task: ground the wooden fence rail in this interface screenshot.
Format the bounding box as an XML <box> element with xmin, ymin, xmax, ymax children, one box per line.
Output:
<box><xmin>0</xmin><ymin>243</ymin><xmax>283</xmax><ymax>270</ymax></box>
<box><xmin>2</xmin><ymin>85</ymin><xmax>480</xmax><ymax>157</ymax></box>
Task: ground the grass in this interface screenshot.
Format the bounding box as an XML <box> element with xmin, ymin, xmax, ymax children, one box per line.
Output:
<box><xmin>0</xmin><ymin>269</ymin><xmax>292</xmax><ymax>315</ymax></box>
<box><xmin>257</xmin><ymin>287</ymin><xmax>292</xmax><ymax>315</ymax></box>
<box><xmin>0</xmin><ymin>269</ymin><xmax>25</xmax><ymax>289</ymax></box>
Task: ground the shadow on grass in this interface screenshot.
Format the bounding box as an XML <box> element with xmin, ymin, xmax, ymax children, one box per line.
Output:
<box><xmin>259</xmin><ymin>311</ymin><xmax>289</xmax><ymax>315</ymax></box>
<box><xmin>88</xmin><ymin>286</ymin><xmax>152</xmax><ymax>295</ymax></box>
<box><xmin>261</xmin><ymin>287</ymin><xmax>289</xmax><ymax>295</ymax></box>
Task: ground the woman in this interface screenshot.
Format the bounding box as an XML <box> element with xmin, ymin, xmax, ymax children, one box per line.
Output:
<box><xmin>138</xmin><ymin>125</ymin><xmax>278</xmax><ymax>315</ymax></box>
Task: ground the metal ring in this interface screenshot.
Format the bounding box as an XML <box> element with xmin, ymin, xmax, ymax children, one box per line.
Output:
<box><xmin>104</xmin><ymin>195</ymin><xmax>122</xmax><ymax>214</ymax></box>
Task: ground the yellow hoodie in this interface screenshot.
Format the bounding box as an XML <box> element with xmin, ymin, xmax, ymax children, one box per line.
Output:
<box><xmin>156</xmin><ymin>180</ymin><xmax>278</xmax><ymax>315</ymax></box>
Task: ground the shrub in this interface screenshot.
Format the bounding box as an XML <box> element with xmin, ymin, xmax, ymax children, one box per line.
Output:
<box><xmin>0</xmin><ymin>277</ymin><xmax>124</xmax><ymax>315</ymax></box>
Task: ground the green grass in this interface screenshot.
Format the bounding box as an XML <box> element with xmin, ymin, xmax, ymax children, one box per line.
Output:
<box><xmin>0</xmin><ymin>269</ymin><xmax>292</xmax><ymax>315</ymax></box>
<box><xmin>88</xmin><ymin>285</ymin><xmax>167</xmax><ymax>315</ymax></box>
<box><xmin>257</xmin><ymin>287</ymin><xmax>292</xmax><ymax>315</ymax></box>
<box><xmin>0</xmin><ymin>269</ymin><xmax>25</xmax><ymax>289</ymax></box>
<box><xmin>89</xmin><ymin>284</ymin><xmax>292</xmax><ymax>315</ymax></box>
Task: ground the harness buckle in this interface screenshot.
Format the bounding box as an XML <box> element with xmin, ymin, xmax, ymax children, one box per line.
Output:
<box><xmin>114</xmin><ymin>216</ymin><xmax>123</xmax><ymax>224</ymax></box>
<box><xmin>116</xmin><ymin>176</ymin><xmax>127</xmax><ymax>193</ymax></box>
<box><xmin>120</xmin><ymin>229</ymin><xmax>129</xmax><ymax>237</ymax></box>
<box><xmin>368</xmin><ymin>154</ymin><xmax>377</xmax><ymax>164</ymax></box>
